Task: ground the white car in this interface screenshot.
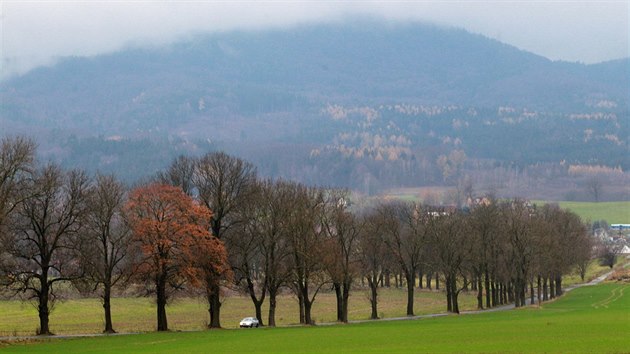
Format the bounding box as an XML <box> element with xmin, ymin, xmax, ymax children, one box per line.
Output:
<box><xmin>239</xmin><ymin>317</ymin><xmax>260</xmax><ymax>328</ymax></box>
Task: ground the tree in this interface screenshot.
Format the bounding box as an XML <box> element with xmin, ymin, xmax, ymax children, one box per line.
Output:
<box><xmin>321</xmin><ymin>189</ymin><xmax>361</xmax><ymax>323</ymax></box>
<box><xmin>0</xmin><ymin>136</ymin><xmax>36</xmax><ymax>237</ymax></box>
<box><xmin>428</xmin><ymin>209</ymin><xmax>470</xmax><ymax>313</ymax></box>
<box><xmin>287</xmin><ymin>184</ymin><xmax>328</xmax><ymax>325</ymax></box>
<box><xmin>125</xmin><ymin>183</ymin><xmax>227</xmax><ymax>331</ymax></box>
<box><xmin>194</xmin><ymin>151</ymin><xmax>257</xmax><ymax>328</ymax></box>
<box><xmin>468</xmin><ymin>199</ymin><xmax>500</xmax><ymax>309</ymax></box>
<box><xmin>226</xmin><ymin>185</ymin><xmax>266</xmax><ymax>325</ymax></box>
<box><xmin>597</xmin><ymin>239</ymin><xmax>622</xmax><ymax>269</ymax></box>
<box><xmin>77</xmin><ymin>174</ymin><xmax>132</xmax><ymax>333</ymax></box>
<box><xmin>378</xmin><ymin>201</ymin><xmax>426</xmax><ymax>316</ymax></box>
<box><xmin>499</xmin><ymin>200</ymin><xmax>535</xmax><ymax>308</ymax></box>
<box><xmin>156</xmin><ymin>155</ymin><xmax>196</xmax><ymax>196</ymax></box>
<box><xmin>0</xmin><ymin>165</ymin><xmax>89</xmax><ymax>335</ymax></box>
<box><xmin>230</xmin><ymin>179</ymin><xmax>294</xmax><ymax>326</ymax></box>
<box><xmin>359</xmin><ymin>209</ymin><xmax>388</xmax><ymax>319</ymax></box>
<box><xmin>585</xmin><ymin>176</ymin><xmax>604</xmax><ymax>202</ymax></box>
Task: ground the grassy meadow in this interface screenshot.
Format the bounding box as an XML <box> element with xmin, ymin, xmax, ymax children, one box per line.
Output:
<box><xmin>381</xmin><ymin>188</ymin><xmax>630</xmax><ymax>224</ymax></box>
<box><xmin>0</xmin><ymin>258</ymin><xmax>612</xmax><ymax>337</ymax></box>
<box><xmin>1</xmin><ymin>282</ymin><xmax>628</xmax><ymax>353</ymax></box>
<box><xmin>544</xmin><ymin>201</ymin><xmax>630</xmax><ymax>224</ymax></box>
<box><xmin>0</xmin><ymin>287</ymin><xmax>478</xmax><ymax>336</ymax></box>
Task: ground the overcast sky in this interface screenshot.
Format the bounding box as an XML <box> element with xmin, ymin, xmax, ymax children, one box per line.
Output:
<box><xmin>1</xmin><ymin>1</ymin><xmax>628</xmax><ymax>79</ymax></box>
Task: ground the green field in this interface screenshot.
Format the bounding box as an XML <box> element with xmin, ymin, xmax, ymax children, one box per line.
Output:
<box><xmin>380</xmin><ymin>191</ymin><xmax>630</xmax><ymax>225</ymax></box>
<box><xmin>0</xmin><ymin>287</ymin><xmax>478</xmax><ymax>336</ymax></box>
<box><xmin>544</xmin><ymin>201</ymin><xmax>630</xmax><ymax>224</ymax></box>
<box><xmin>2</xmin><ymin>282</ymin><xmax>628</xmax><ymax>353</ymax></box>
<box><xmin>0</xmin><ymin>260</ymin><xmax>610</xmax><ymax>337</ymax></box>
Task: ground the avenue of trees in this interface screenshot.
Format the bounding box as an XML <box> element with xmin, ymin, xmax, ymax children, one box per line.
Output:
<box><xmin>0</xmin><ymin>136</ymin><xmax>596</xmax><ymax>335</ymax></box>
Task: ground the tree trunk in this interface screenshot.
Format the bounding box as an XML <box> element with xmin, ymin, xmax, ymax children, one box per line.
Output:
<box><xmin>341</xmin><ymin>282</ymin><xmax>350</xmax><ymax>323</ymax></box>
<box><xmin>304</xmin><ymin>298</ymin><xmax>314</xmax><ymax>325</ymax></box>
<box><xmin>156</xmin><ymin>275</ymin><xmax>168</xmax><ymax>331</ymax></box>
<box><xmin>484</xmin><ymin>269</ymin><xmax>491</xmax><ymax>308</ymax></box>
<box><xmin>38</xmin><ymin>279</ymin><xmax>51</xmax><ymax>335</ymax></box>
<box><xmin>297</xmin><ymin>289</ymin><xmax>305</xmax><ymax>324</ymax></box>
<box><xmin>555</xmin><ymin>276</ymin><xmax>562</xmax><ymax>297</ymax></box>
<box><xmin>103</xmin><ymin>283</ymin><xmax>115</xmax><ymax>333</ymax></box>
<box><xmin>530</xmin><ymin>282</ymin><xmax>535</xmax><ymax>305</ymax></box>
<box><xmin>246</xmin><ymin>276</ymin><xmax>265</xmax><ymax>326</ymax></box>
<box><xmin>334</xmin><ymin>283</ymin><xmax>343</xmax><ymax>322</ymax></box>
<box><xmin>368</xmin><ymin>276</ymin><xmax>378</xmax><ymax>319</ymax></box>
<box><xmin>435</xmin><ymin>273</ymin><xmax>440</xmax><ymax>290</ymax></box>
<box><xmin>521</xmin><ymin>283</ymin><xmax>527</xmax><ymax>307</ymax></box>
<box><xmin>418</xmin><ymin>269</ymin><xmax>423</xmax><ymax>289</ymax></box>
<box><xmin>405</xmin><ymin>272</ymin><xmax>415</xmax><ymax>316</ymax></box>
<box><xmin>476</xmin><ymin>276</ymin><xmax>484</xmax><ymax>309</ymax></box>
<box><xmin>446</xmin><ymin>275</ymin><xmax>453</xmax><ymax>312</ymax></box>
<box><xmin>451</xmin><ymin>277</ymin><xmax>460</xmax><ymax>314</ymax></box>
<box><xmin>300</xmin><ymin>282</ymin><xmax>315</xmax><ymax>325</ymax></box>
<box><xmin>549</xmin><ymin>278</ymin><xmax>555</xmax><ymax>299</ymax></box>
<box><xmin>537</xmin><ymin>276</ymin><xmax>542</xmax><ymax>306</ymax></box>
<box><xmin>542</xmin><ymin>277</ymin><xmax>548</xmax><ymax>301</ymax></box>
<box><xmin>268</xmin><ymin>288</ymin><xmax>278</xmax><ymax>327</ymax></box>
<box><xmin>207</xmin><ymin>283</ymin><xmax>222</xmax><ymax>328</ymax></box>
<box><xmin>426</xmin><ymin>272</ymin><xmax>432</xmax><ymax>290</ymax></box>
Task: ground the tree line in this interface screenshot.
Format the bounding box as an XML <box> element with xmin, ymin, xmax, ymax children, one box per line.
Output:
<box><xmin>0</xmin><ymin>136</ymin><xmax>593</xmax><ymax>335</ymax></box>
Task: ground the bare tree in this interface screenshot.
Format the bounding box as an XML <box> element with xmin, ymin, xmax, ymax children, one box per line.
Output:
<box><xmin>359</xmin><ymin>209</ymin><xmax>388</xmax><ymax>319</ymax></box>
<box><xmin>229</xmin><ymin>179</ymin><xmax>295</xmax><ymax>326</ymax></box>
<box><xmin>156</xmin><ymin>155</ymin><xmax>196</xmax><ymax>196</ymax></box>
<box><xmin>585</xmin><ymin>176</ymin><xmax>604</xmax><ymax>202</ymax></box>
<box><xmin>321</xmin><ymin>189</ymin><xmax>361</xmax><ymax>323</ymax></box>
<box><xmin>194</xmin><ymin>151</ymin><xmax>257</xmax><ymax>328</ymax></box>
<box><xmin>77</xmin><ymin>174</ymin><xmax>132</xmax><ymax>333</ymax></box>
<box><xmin>597</xmin><ymin>239</ymin><xmax>622</xmax><ymax>269</ymax></box>
<box><xmin>378</xmin><ymin>201</ymin><xmax>427</xmax><ymax>316</ymax></box>
<box><xmin>287</xmin><ymin>184</ymin><xmax>329</xmax><ymax>325</ymax></box>
<box><xmin>0</xmin><ymin>136</ymin><xmax>36</xmax><ymax>235</ymax></box>
<box><xmin>428</xmin><ymin>209</ymin><xmax>471</xmax><ymax>313</ymax></box>
<box><xmin>0</xmin><ymin>165</ymin><xmax>90</xmax><ymax>335</ymax></box>
<box><xmin>468</xmin><ymin>199</ymin><xmax>500</xmax><ymax>309</ymax></box>
<box><xmin>499</xmin><ymin>200</ymin><xmax>536</xmax><ymax>308</ymax></box>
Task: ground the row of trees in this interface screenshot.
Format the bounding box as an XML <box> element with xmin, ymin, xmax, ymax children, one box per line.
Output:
<box><xmin>0</xmin><ymin>136</ymin><xmax>593</xmax><ymax>335</ymax></box>
<box><xmin>0</xmin><ymin>137</ymin><xmax>231</xmax><ymax>334</ymax></box>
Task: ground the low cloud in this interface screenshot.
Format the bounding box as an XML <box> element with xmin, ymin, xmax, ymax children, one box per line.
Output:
<box><xmin>1</xmin><ymin>1</ymin><xmax>628</xmax><ymax>79</ymax></box>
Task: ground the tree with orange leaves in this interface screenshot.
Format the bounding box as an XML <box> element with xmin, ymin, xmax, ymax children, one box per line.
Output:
<box><xmin>125</xmin><ymin>183</ymin><xmax>228</xmax><ymax>331</ymax></box>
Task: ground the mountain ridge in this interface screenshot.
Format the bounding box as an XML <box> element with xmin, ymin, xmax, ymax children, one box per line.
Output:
<box><xmin>1</xmin><ymin>21</ymin><xmax>628</xmax><ymax>197</ymax></box>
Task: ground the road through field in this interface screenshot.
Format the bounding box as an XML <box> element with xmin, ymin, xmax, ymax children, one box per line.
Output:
<box><xmin>333</xmin><ymin>269</ymin><xmax>615</xmax><ymax>326</ymax></box>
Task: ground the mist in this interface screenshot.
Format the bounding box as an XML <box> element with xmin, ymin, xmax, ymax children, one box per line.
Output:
<box><xmin>2</xmin><ymin>1</ymin><xmax>628</xmax><ymax>79</ymax></box>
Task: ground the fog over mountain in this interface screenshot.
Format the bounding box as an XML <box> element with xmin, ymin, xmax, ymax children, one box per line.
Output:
<box><xmin>3</xmin><ymin>2</ymin><xmax>627</xmax><ymax>78</ymax></box>
<box><xmin>1</xmin><ymin>22</ymin><xmax>628</xmax><ymax>199</ymax></box>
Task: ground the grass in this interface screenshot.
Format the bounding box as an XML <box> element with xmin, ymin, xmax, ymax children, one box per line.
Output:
<box><xmin>0</xmin><ymin>286</ymin><xmax>478</xmax><ymax>336</ymax></box>
<box><xmin>378</xmin><ymin>193</ymin><xmax>630</xmax><ymax>225</ymax></box>
<box><xmin>563</xmin><ymin>259</ymin><xmax>613</xmax><ymax>287</ymax></box>
<box><xmin>1</xmin><ymin>259</ymin><xmax>610</xmax><ymax>337</ymax></box>
<box><xmin>1</xmin><ymin>282</ymin><xmax>628</xmax><ymax>353</ymax></box>
<box><xmin>532</xmin><ymin>200</ymin><xmax>630</xmax><ymax>224</ymax></box>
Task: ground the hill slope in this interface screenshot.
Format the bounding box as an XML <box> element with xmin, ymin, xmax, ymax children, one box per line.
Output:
<box><xmin>1</xmin><ymin>21</ymin><xmax>628</xmax><ymax>193</ymax></box>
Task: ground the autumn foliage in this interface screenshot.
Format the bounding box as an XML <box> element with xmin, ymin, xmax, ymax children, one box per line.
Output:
<box><xmin>125</xmin><ymin>183</ymin><xmax>228</xmax><ymax>331</ymax></box>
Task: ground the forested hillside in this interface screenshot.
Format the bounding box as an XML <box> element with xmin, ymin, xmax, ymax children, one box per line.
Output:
<box><xmin>1</xmin><ymin>21</ymin><xmax>628</xmax><ymax>199</ymax></box>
